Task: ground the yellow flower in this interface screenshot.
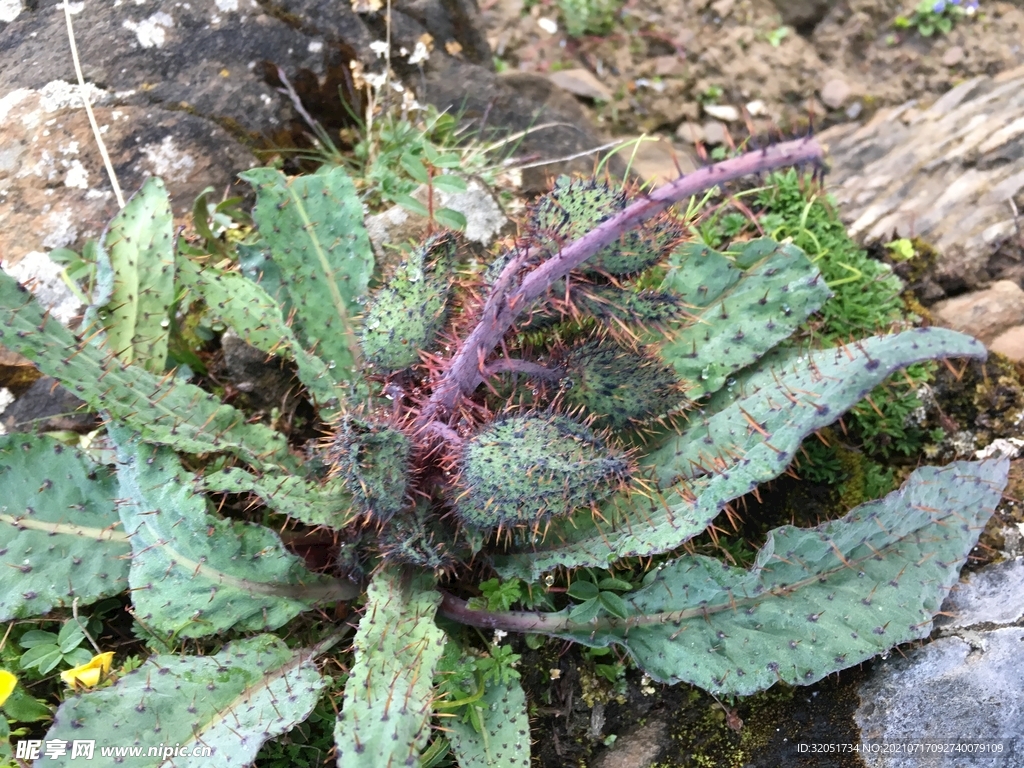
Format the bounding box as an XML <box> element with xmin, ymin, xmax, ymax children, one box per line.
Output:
<box><xmin>60</xmin><ymin>652</ymin><xmax>115</xmax><ymax>689</ymax></box>
<box><xmin>0</xmin><ymin>669</ymin><xmax>17</xmax><ymax>706</ymax></box>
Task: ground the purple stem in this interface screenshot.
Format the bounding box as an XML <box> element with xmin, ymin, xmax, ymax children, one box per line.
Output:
<box><xmin>417</xmin><ymin>137</ymin><xmax>824</xmax><ymax>428</ymax></box>
<box><xmin>438</xmin><ymin>591</ymin><xmax>569</xmax><ymax>633</ymax></box>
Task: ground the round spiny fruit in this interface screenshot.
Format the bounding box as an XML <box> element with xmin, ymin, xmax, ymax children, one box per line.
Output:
<box><xmin>560</xmin><ymin>337</ymin><xmax>685</xmax><ymax>430</ymax></box>
<box><xmin>328</xmin><ymin>416</ymin><xmax>411</xmax><ymax>523</ymax></box>
<box><xmin>359</xmin><ymin>232</ymin><xmax>457</xmax><ymax>372</ymax></box>
<box><xmin>528</xmin><ymin>176</ymin><xmax>682</xmax><ymax>277</ymax></box>
<box><xmin>452</xmin><ymin>413</ymin><xmax>629</xmax><ymax>531</ymax></box>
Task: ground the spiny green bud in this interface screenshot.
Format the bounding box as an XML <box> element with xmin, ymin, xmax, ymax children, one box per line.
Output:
<box><xmin>560</xmin><ymin>337</ymin><xmax>685</xmax><ymax>430</ymax></box>
<box><xmin>328</xmin><ymin>416</ymin><xmax>411</xmax><ymax>523</ymax></box>
<box><xmin>453</xmin><ymin>413</ymin><xmax>629</xmax><ymax>531</ymax></box>
<box><xmin>571</xmin><ymin>284</ymin><xmax>687</xmax><ymax>328</ymax></box>
<box><xmin>379</xmin><ymin>501</ymin><xmax>458</xmax><ymax>571</ymax></box>
<box><xmin>359</xmin><ymin>232</ymin><xmax>458</xmax><ymax>372</ymax></box>
<box><xmin>529</xmin><ymin>176</ymin><xmax>682</xmax><ymax>276</ymax></box>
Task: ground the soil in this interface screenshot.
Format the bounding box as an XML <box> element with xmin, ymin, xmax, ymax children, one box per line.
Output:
<box><xmin>479</xmin><ymin>0</ymin><xmax>1024</xmax><ymax>141</ymax></box>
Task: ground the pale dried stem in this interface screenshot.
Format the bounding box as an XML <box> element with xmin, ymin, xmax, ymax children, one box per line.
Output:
<box><xmin>63</xmin><ymin>0</ymin><xmax>125</xmax><ymax>209</ymax></box>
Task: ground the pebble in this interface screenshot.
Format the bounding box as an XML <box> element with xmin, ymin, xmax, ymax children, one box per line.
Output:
<box><xmin>675</xmin><ymin>121</ymin><xmax>704</xmax><ymax>144</ymax></box>
<box><xmin>701</xmin><ymin>119</ymin><xmax>729</xmax><ymax>145</ymax></box>
<box><xmin>702</xmin><ymin>103</ymin><xmax>740</xmax><ymax>122</ymax></box>
<box><xmin>942</xmin><ymin>46</ymin><xmax>965</xmax><ymax>67</ymax></box>
<box><xmin>820</xmin><ymin>78</ymin><xmax>851</xmax><ymax>109</ymax></box>
<box><xmin>548</xmin><ymin>68</ymin><xmax>613</xmax><ymax>101</ymax></box>
<box><xmin>744</xmin><ymin>99</ymin><xmax>768</xmax><ymax>117</ymax></box>
<box><xmin>626</xmin><ymin>138</ymin><xmax>697</xmax><ymax>185</ymax></box>
<box><xmin>650</xmin><ymin>55</ymin><xmax>685</xmax><ymax>78</ymax></box>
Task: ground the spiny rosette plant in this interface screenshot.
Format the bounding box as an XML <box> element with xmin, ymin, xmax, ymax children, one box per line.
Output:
<box><xmin>0</xmin><ymin>140</ymin><xmax>1009</xmax><ymax>767</ymax></box>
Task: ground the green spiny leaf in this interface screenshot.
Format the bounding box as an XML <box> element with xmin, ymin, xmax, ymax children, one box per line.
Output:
<box><xmin>238</xmin><ymin>241</ymin><xmax>291</xmax><ymax>310</ymax></box>
<box><xmin>447</xmin><ymin>677</ymin><xmax>531</xmax><ymax>768</ymax></box>
<box><xmin>335</xmin><ymin>568</ymin><xmax>445</xmax><ymax>768</ymax></box>
<box><xmin>0</xmin><ymin>435</ymin><xmax>129</xmax><ymax>620</ymax></box>
<box><xmin>658</xmin><ymin>238</ymin><xmax>830</xmax><ymax>398</ymax></box>
<box><xmin>91</xmin><ymin>177</ymin><xmax>175</xmax><ymax>372</ymax></box>
<box><xmin>241</xmin><ymin>166</ymin><xmax>374</xmax><ymax>391</ymax></box>
<box><xmin>111</xmin><ymin>426</ymin><xmax>354</xmax><ymax>638</ymax></box>
<box><xmin>199</xmin><ymin>467</ymin><xmax>353</xmax><ymax>529</ymax></box>
<box><xmin>494</xmin><ymin>329</ymin><xmax>988</xmax><ymax>578</ymax></box>
<box><xmin>0</xmin><ymin>271</ymin><xmax>298</xmax><ymax>473</ymax></box>
<box><xmin>41</xmin><ymin>635</ymin><xmax>324</xmax><ymax>767</ymax></box>
<box><xmin>176</xmin><ymin>255</ymin><xmax>344</xmax><ymax>412</ymax></box>
<box><xmin>554</xmin><ymin>459</ymin><xmax>1007</xmax><ymax>695</ymax></box>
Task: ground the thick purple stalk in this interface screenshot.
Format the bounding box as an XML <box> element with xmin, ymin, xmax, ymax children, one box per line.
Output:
<box><xmin>438</xmin><ymin>591</ymin><xmax>568</xmax><ymax>632</ymax></box>
<box><xmin>417</xmin><ymin>137</ymin><xmax>824</xmax><ymax>429</ymax></box>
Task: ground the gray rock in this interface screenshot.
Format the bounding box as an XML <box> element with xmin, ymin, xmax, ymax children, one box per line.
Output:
<box><xmin>1</xmin><ymin>0</ymin><xmax>623</xmax><ymax>255</ymax></box>
<box><xmin>428</xmin><ymin>179</ymin><xmax>508</xmax><ymax>246</ymax></box>
<box><xmin>820</xmin><ymin>66</ymin><xmax>1024</xmax><ymax>292</ymax></box>
<box><xmin>0</xmin><ymin>251</ymin><xmax>82</xmax><ymax>326</ymax></box>
<box><xmin>935</xmin><ymin>558</ymin><xmax>1024</xmax><ymax>629</ymax></box>
<box><xmin>856</xmin><ymin>557</ymin><xmax>1024</xmax><ymax>767</ymax></box>
<box><xmin>0</xmin><ymin>0</ymin><xmax>22</xmax><ymax>24</ymax></box>
<box><xmin>930</xmin><ymin>280</ymin><xmax>1024</xmax><ymax>345</ymax></box>
<box><xmin>856</xmin><ymin>628</ymin><xmax>1024</xmax><ymax>767</ymax></box>
<box><xmin>364</xmin><ymin>179</ymin><xmax>509</xmax><ymax>271</ymax></box>
<box><xmin>428</xmin><ymin>67</ymin><xmax>627</xmax><ymax>193</ymax></box>
<box><xmin>0</xmin><ymin>85</ymin><xmax>256</xmax><ymax>270</ymax></box>
<box><xmin>1</xmin><ymin>375</ymin><xmax>95</xmax><ymax>434</ymax></box>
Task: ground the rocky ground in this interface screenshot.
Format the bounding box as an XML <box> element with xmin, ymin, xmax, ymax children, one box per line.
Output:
<box><xmin>480</xmin><ymin>0</ymin><xmax>1024</xmax><ymax>143</ymax></box>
